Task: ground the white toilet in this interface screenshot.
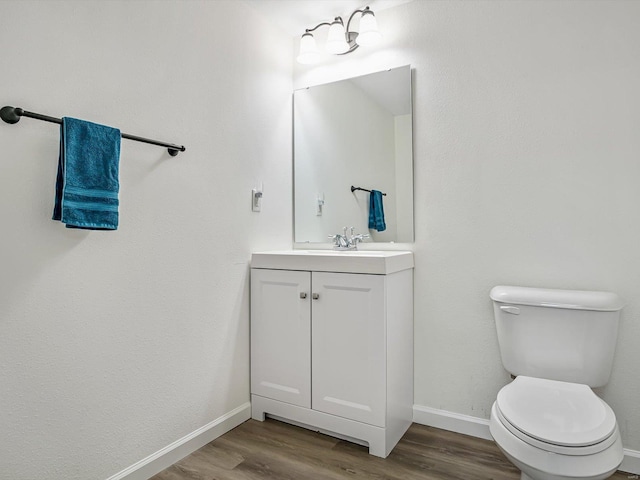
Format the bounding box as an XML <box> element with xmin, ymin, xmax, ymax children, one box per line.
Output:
<box><xmin>489</xmin><ymin>285</ymin><xmax>625</xmax><ymax>480</ymax></box>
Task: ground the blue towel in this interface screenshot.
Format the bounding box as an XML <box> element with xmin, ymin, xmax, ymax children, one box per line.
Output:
<box><xmin>368</xmin><ymin>190</ymin><xmax>386</xmax><ymax>232</ymax></box>
<box><xmin>53</xmin><ymin>117</ymin><xmax>121</xmax><ymax>230</ymax></box>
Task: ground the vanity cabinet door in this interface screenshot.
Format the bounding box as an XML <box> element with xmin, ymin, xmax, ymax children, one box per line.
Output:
<box><xmin>311</xmin><ymin>272</ymin><xmax>386</xmax><ymax>427</ymax></box>
<box><xmin>251</xmin><ymin>269</ymin><xmax>311</xmax><ymax>408</ymax></box>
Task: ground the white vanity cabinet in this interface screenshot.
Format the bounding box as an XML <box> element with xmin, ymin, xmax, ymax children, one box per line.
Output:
<box><xmin>250</xmin><ymin>251</ymin><xmax>413</xmax><ymax>458</ymax></box>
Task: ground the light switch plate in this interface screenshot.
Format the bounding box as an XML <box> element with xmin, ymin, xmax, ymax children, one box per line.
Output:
<box><xmin>252</xmin><ymin>188</ymin><xmax>262</xmax><ymax>212</ymax></box>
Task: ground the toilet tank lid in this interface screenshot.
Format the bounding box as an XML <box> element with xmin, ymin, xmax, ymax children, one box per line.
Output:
<box><xmin>490</xmin><ymin>286</ymin><xmax>624</xmax><ymax>312</ymax></box>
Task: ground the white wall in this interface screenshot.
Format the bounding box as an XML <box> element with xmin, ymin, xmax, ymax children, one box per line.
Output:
<box><xmin>0</xmin><ymin>1</ymin><xmax>292</xmax><ymax>479</ymax></box>
<box><xmin>294</xmin><ymin>0</ymin><xmax>640</xmax><ymax>452</ymax></box>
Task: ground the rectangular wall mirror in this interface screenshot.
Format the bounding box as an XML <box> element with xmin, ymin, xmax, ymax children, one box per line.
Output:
<box><xmin>294</xmin><ymin>65</ymin><xmax>414</xmax><ymax>244</ymax></box>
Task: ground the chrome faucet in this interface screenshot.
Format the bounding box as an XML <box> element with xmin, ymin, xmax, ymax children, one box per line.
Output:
<box><xmin>328</xmin><ymin>227</ymin><xmax>370</xmax><ymax>250</ymax></box>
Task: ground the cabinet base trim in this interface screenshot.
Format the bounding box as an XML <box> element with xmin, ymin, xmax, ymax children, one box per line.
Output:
<box><xmin>252</xmin><ymin>395</ymin><xmax>407</xmax><ymax>458</ymax></box>
<box><xmin>267</xmin><ymin>413</ymin><xmax>370</xmax><ymax>447</ymax></box>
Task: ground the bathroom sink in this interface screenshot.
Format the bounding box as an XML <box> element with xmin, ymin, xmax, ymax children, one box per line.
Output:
<box><xmin>251</xmin><ymin>250</ymin><xmax>413</xmax><ymax>274</ymax></box>
<box><xmin>294</xmin><ymin>250</ymin><xmax>387</xmax><ymax>256</ymax></box>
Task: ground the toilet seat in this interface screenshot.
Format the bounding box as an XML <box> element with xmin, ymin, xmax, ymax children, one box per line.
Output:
<box><xmin>496</xmin><ymin>376</ymin><xmax>617</xmax><ymax>454</ymax></box>
<box><xmin>490</xmin><ymin>403</ymin><xmax>624</xmax><ymax>480</ymax></box>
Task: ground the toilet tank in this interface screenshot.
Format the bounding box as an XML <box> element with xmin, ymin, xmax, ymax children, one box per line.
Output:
<box><xmin>490</xmin><ymin>286</ymin><xmax>624</xmax><ymax>387</ymax></box>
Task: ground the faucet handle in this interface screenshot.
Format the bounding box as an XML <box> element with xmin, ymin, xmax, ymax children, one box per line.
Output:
<box><xmin>328</xmin><ymin>234</ymin><xmax>344</xmax><ymax>247</ymax></box>
<box><xmin>352</xmin><ymin>233</ymin><xmax>370</xmax><ymax>244</ymax></box>
<box><xmin>329</xmin><ymin>233</ymin><xmax>352</xmax><ymax>248</ymax></box>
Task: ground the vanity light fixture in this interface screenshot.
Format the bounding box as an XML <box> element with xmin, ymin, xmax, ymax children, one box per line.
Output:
<box><xmin>296</xmin><ymin>6</ymin><xmax>382</xmax><ymax>65</ymax></box>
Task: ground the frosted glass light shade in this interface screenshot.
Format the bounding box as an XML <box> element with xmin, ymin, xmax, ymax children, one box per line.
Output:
<box><xmin>297</xmin><ymin>33</ymin><xmax>321</xmax><ymax>64</ymax></box>
<box><xmin>325</xmin><ymin>20</ymin><xmax>349</xmax><ymax>54</ymax></box>
<box><xmin>357</xmin><ymin>10</ymin><xmax>382</xmax><ymax>46</ymax></box>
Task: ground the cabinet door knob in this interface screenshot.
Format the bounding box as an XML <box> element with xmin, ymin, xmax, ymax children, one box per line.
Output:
<box><xmin>300</xmin><ymin>292</ymin><xmax>308</xmax><ymax>299</ymax></box>
<box><xmin>312</xmin><ymin>293</ymin><xmax>320</xmax><ymax>300</ymax></box>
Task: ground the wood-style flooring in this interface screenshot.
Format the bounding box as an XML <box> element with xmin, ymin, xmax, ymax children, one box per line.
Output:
<box><xmin>151</xmin><ymin>418</ymin><xmax>633</xmax><ymax>480</ymax></box>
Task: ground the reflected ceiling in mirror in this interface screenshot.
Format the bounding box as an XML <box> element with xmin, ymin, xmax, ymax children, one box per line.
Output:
<box><xmin>294</xmin><ymin>65</ymin><xmax>413</xmax><ymax>244</ymax></box>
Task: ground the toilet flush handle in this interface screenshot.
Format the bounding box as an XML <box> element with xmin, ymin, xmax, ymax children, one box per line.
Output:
<box><xmin>500</xmin><ymin>305</ymin><xmax>520</xmax><ymax>315</ymax></box>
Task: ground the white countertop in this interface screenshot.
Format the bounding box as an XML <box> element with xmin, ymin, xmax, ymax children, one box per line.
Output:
<box><xmin>251</xmin><ymin>250</ymin><xmax>414</xmax><ymax>275</ymax></box>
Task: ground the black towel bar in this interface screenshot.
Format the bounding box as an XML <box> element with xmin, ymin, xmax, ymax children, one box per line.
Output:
<box><xmin>351</xmin><ymin>185</ymin><xmax>387</xmax><ymax>196</ymax></box>
<box><xmin>0</xmin><ymin>106</ymin><xmax>186</xmax><ymax>156</ymax></box>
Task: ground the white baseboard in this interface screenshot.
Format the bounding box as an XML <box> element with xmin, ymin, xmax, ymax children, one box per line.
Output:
<box><xmin>413</xmin><ymin>404</ymin><xmax>640</xmax><ymax>475</ymax></box>
<box><xmin>413</xmin><ymin>404</ymin><xmax>492</xmax><ymax>440</ymax></box>
<box><xmin>621</xmin><ymin>448</ymin><xmax>640</xmax><ymax>476</ymax></box>
<box><xmin>106</xmin><ymin>402</ymin><xmax>251</xmax><ymax>480</ymax></box>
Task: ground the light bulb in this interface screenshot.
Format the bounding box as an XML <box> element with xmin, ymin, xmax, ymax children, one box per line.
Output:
<box><xmin>356</xmin><ymin>9</ymin><xmax>382</xmax><ymax>46</ymax></box>
<box><xmin>296</xmin><ymin>32</ymin><xmax>320</xmax><ymax>64</ymax></box>
<box><xmin>325</xmin><ymin>19</ymin><xmax>349</xmax><ymax>54</ymax></box>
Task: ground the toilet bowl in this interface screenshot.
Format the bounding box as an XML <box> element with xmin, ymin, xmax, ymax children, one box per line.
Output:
<box><xmin>489</xmin><ymin>286</ymin><xmax>625</xmax><ymax>480</ymax></box>
<box><xmin>489</xmin><ymin>376</ymin><xmax>623</xmax><ymax>480</ymax></box>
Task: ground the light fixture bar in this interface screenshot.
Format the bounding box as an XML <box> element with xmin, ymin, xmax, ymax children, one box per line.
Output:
<box><xmin>305</xmin><ymin>22</ymin><xmax>333</xmax><ymax>33</ymax></box>
<box><xmin>296</xmin><ymin>5</ymin><xmax>381</xmax><ymax>64</ymax></box>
